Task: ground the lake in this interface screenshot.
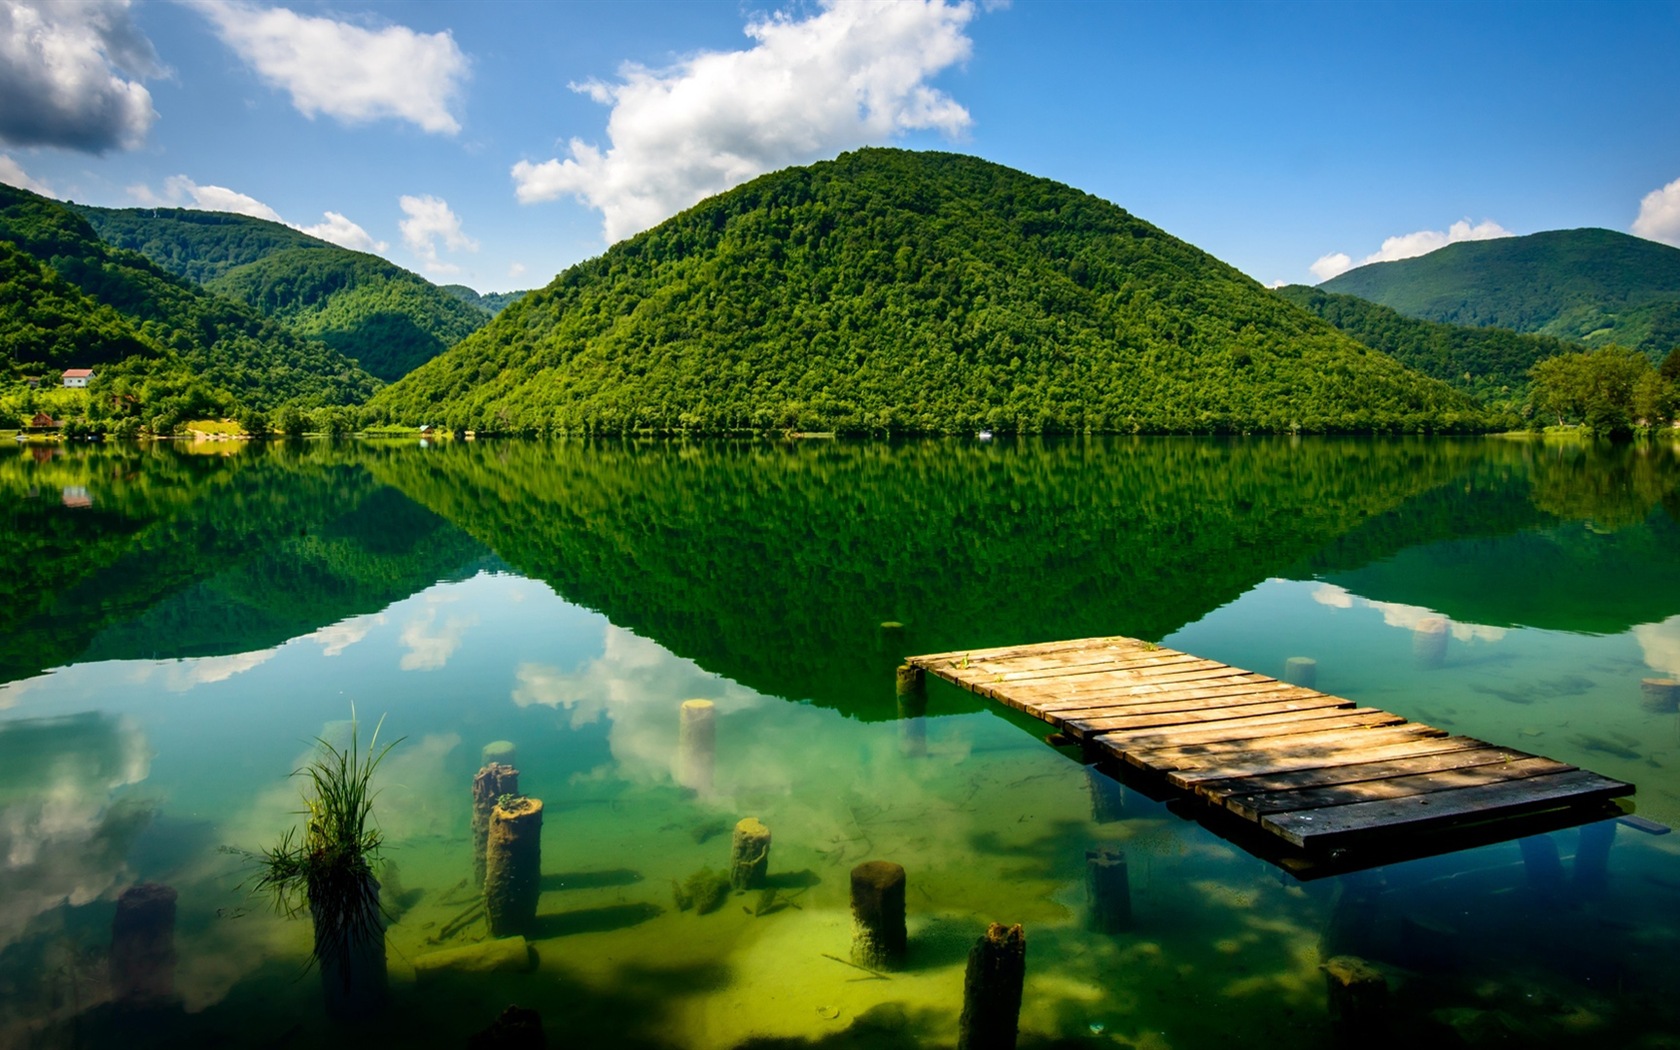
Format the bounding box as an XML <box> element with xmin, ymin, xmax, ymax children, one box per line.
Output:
<box><xmin>3</xmin><ymin>435</ymin><xmax>1680</xmax><ymax>1049</ymax></box>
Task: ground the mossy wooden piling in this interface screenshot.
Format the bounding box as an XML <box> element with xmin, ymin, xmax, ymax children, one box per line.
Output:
<box><xmin>472</xmin><ymin>762</ymin><xmax>519</xmax><ymax>885</ymax></box>
<box><xmin>850</xmin><ymin>860</ymin><xmax>907</xmax><ymax>970</ymax></box>
<box><xmin>729</xmin><ymin>817</ymin><xmax>771</xmax><ymax>890</ymax></box>
<box><xmin>486</xmin><ymin>797</ymin><xmax>543</xmax><ymax>937</ymax></box>
<box><xmin>957</xmin><ymin>923</ymin><xmax>1026</xmax><ymax>1050</ymax></box>
<box><xmin>907</xmin><ymin>635</ymin><xmax>1633</xmax><ymax>874</ymax></box>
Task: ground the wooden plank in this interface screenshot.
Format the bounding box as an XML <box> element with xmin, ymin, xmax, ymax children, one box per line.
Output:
<box><xmin>1193</xmin><ymin>745</ymin><xmax>1541</xmax><ymax>801</ymax></box>
<box><xmin>1262</xmin><ymin>770</ymin><xmax>1636</xmax><ymax>849</ymax></box>
<box><xmin>983</xmin><ymin>654</ymin><xmax>1223</xmax><ymax>685</ymax></box>
<box><xmin>1021</xmin><ymin>674</ymin><xmax>1290</xmax><ymax>711</ymax></box>
<box><xmin>1120</xmin><ymin>723</ymin><xmax>1448</xmax><ymax>768</ymax></box>
<box><xmin>968</xmin><ymin>665</ymin><xmax>1268</xmax><ymax>706</ymax></box>
<box><xmin>1164</xmin><ymin>735</ymin><xmax>1493</xmax><ymax>790</ymax></box>
<box><xmin>1034</xmin><ymin>685</ymin><xmax>1329</xmax><ymax>725</ymax></box>
<box><xmin>1222</xmin><ymin>756</ymin><xmax>1578</xmax><ymax>821</ymax></box>
<box><xmin>1063</xmin><ymin>695</ymin><xmax>1354</xmax><ymax>737</ymax></box>
<box><xmin>1089</xmin><ymin>709</ymin><xmax>1404</xmax><ymax>751</ymax></box>
<box><xmin>963</xmin><ymin>648</ymin><xmax>1201</xmax><ymax>679</ymax></box>
<box><xmin>910</xmin><ymin>636</ymin><xmax>1149</xmax><ymax>666</ymax></box>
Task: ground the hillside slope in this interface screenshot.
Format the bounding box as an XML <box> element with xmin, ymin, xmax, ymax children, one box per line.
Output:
<box><xmin>371</xmin><ymin>149</ymin><xmax>1480</xmax><ymax>435</ymax></box>
<box><xmin>78</xmin><ymin>205</ymin><xmax>488</xmax><ymax>380</ymax></box>
<box><xmin>1275</xmin><ymin>284</ymin><xmax>1575</xmax><ymax>411</ymax></box>
<box><xmin>0</xmin><ymin>184</ymin><xmax>377</xmax><ymax>415</ymax></box>
<box><xmin>1319</xmin><ymin>228</ymin><xmax>1680</xmax><ymax>355</ymax></box>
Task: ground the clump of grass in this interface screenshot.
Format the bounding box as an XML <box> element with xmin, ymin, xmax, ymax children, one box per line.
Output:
<box><xmin>230</xmin><ymin>714</ymin><xmax>400</xmax><ymax>981</ymax></box>
<box><xmin>676</xmin><ymin>867</ymin><xmax>730</xmax><ymax>915</ymax></box>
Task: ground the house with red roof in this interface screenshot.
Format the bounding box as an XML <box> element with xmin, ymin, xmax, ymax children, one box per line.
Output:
<box><xmin>62</xmin><ymin>368</ymin><xmax>96</xmax><ymax>388</ymax></box>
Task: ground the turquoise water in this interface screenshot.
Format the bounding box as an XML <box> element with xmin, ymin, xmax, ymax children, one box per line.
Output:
<box><xmin>3</xmin><ymin>435</ymin><xmax>1679</xmax><ymax>1048</ymax></box>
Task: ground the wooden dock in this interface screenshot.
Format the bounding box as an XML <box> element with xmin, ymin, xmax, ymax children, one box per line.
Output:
<box><xmin>905</xmin><ymin>635</ymin><xmax>1635</xmax><ymax>873</ymax></box>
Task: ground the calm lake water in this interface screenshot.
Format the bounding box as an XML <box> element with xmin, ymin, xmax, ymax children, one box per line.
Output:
<box><xmin>4</xmin><ymin>435</ymin><xmax>1680</xmax><ymax>1049</ymax></box>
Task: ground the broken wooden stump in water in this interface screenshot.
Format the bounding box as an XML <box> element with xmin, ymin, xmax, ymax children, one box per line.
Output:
<box><xmin>485</xmin><ymin>797</ymin><xmax>543</xmax><ymax>937</ymax></box>
<box><xmin>1284</xmin><ymin>656</ymin><xmax>1318</xmax><ymax>689</ymax></box>
<box><xmin>1085</xmin><ymin>849</ymin><xmax>1131</xmax><ymax>933</ymax></box>
<box><xmin>676</xmin><ymin>699</ymin><xmax>716</xmax><ymax>795</ymax></box>
<box><xmin>1322</xmin><ymin>955</ymin><xmax>1388</xmax><ymax>1049</ymax></box>
<box><xmin>850</xmin><ymin>860</ymin><xmax>907</xmax><ymax>970</ymax></box>
<box><xmin>729</xmin><ymin>817</ymin><xmax>772</xmax><ymax>890</ymax></box>
<box><xmin>1413</xmin><ymin>617</ymin><xmax>1449</xmax><ymax>668</ymax></box>
<box><xmin>897</xmin><ymin>663</ymin><xmax>928</xmax><ymax>756</ymax></box>
<box><xmin>1640</xmin><ymin>677</ymin><xmax>1680</xmax><ymax>713</ymax></box>
<box><xmin>473</xmin><ymin>762</ymin><xmax>520</xmax><ymax>886</ymax></box>
<box><xmin>111</xmin><ymin>883</ymin><xmax>177</xmax><ymax>1001</ymax></box>
<box><xmin>957</xmin><ymin>922</ymin><xmax>1026</xmax><ymax>1050</ymax></box>
<box><xmin>414</xmin><ymin>936</ymin><xmax>534</xmax><ymax>983</ymax></box>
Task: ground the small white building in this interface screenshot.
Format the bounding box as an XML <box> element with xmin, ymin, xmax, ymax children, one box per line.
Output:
<box><xmin>61</xmin><ymin>368</ymin><xmax>95</xmax><ymax>388</ymax></box>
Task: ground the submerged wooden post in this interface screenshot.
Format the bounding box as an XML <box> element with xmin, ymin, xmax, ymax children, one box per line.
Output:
<box><xmin>1086</xmin><ymin>766</ymin><xmax>1125</xmax><ymax>823</ymax></box>
<box><xmin>1322</xmin><ymin>955</ymin><xmax>1388</xmax><ymax>1049</ymax></box>
<box><xmin>1413</xmin><ymin>617</ymin><xmax>1449</xmax><ymax>668</ymax></box>
<box><xmin>485</xmin><ymin>797</ymin><xmax>543</xmax><ymax>937</ymax></box>
<box><xmin>730</xmin><ymin>817</ymin><xmax>772</xmax><ymax>890</ymax></box>
<box><xmin>1085</xmin><ymin>849</ymin><xmax>1131</xmax><ymax>933</ymax></box>
<box><xmin>957</xmin><ymin>923</ymin><xmax>1026</xmax><ymax>1050</ymax></box>
<box><xmin>850</xmin><ymin>861</ymin><xmax>907</xmax><ymax>970</ymax></box>
<box><xmin>111</xmin><ymin>883</ymin><xmax>177</xmax><ymax>1001</ymax></box>
<box><xmin>1640</xmin><ymin>678</ymin><xmax>1680</xmax><ymax>713</ymax></box>
<box><xmin>897</xmin><ymin>663</ymin><xmax>928</xmax><ymax>757</ymax></box>
<box><xmin>1519</xmin><ymin>833</ymin><xmax>1566</xmax><ymax>900</ymax></box>
<box><xmin>472</xmin><ymin>762</ymin><xmax>520</xmax><ymax>886</ymax></box>
<box><xmin>676</xmin><ymin>699</ymin><xmax>716</xmax><ymax>795</ymax></box>
<box><xmin>1284</xmin><ymin>656</ymin><xmax>1318</xmax><ymax>689</ymax></box>
<box><xmin>1573</xmin><ymin>819</ymin><xmax>1616</xmax><ymax>897</ymax></box>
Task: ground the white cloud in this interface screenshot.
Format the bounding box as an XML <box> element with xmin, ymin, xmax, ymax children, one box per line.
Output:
<box><xmin>1632</xmin><ymin>176</ymin><xmax>1680</xmax><ymax>248</ymax></box>
<box><xmin>1310</xmin><ymin>252</ymin><xmax>1353</xmax><ymax>282</ymax></box>
<box><xmin>130</xmin><ymin>174</ymin><xmax>389</xmax><ymax>254</ymax></box>
<box><xmin>507</xmin><ymin>261</ymin><xmax>526</xmax><ymax>279</ymax></box>
<box><xmin>1312</xmin><ymin>218</ymin><xmax>1514</xmax><ymax>283</ymax></box>
<box><xmin>0</xmin><ymin>0</ymin><xmax>160</xmax><ymax>153</ymax></box>
<box><xmin>398</xmin><ymin>606</ymin><xmax>475</xmax><ymax>670</ymax></box>
<box><xmin>308</xmin><ymin>614</ymin><xmax>384</xmax><ymax>657</ymax></box>
<box><xmin>188</xmin><ymin>0</ymin><xmax>467</xmax><ymax>135</ymax></box>
<box><xmin>400</xmin><ymin>193</ymin><xmax>476</xmax><ymax>274</ymax></box>
<box><xmin>156</xmin><ymin>174</ymin><xmax>283</xmax><ymax>221</ymax></box>
<box><xmin>299</xmin><ymin>210</ymin><xmax>387</xmax><ymax>253</ymax></box>
<box><xmin>512</xmin><ymin>0</ymin><xmax>977</xmax><ymax>243</ymax></box>
<box><xmin>0</xmin><ymin>152</ymin><xmax>52</xmax><ymax>194</ymax></box>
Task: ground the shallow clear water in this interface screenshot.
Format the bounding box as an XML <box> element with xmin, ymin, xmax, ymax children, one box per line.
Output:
<box><xmin>3</xmin><ymin>435</ymin><xmax>1680</xmax><ymax>1049</ymax></box>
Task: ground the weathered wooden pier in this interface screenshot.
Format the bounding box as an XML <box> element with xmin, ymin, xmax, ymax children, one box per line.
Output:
<box><xmin>904</xmin><ymin>635</ymin><xmax>1636</xmax><ymax>876</ymax></box>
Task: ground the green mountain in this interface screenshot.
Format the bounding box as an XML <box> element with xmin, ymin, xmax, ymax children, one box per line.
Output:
<box><xmin>0</xmin><ymin>183</ymin><xmax>377</xmax><ymax>422</ymax></box>
<box><xmin>370</xmin><ymin>149</ymin><xmax>1481</xmax><ymax>435</ymax></box>
<box><xmin>441</xmin><ymin>284</ymin><xmax>529</xmax><ymax>316</ymax></box>
<box><xmin>1274</xmin><ymin>284</ymin><xmax>1576</xmax><ymax>411</ymax></box>
<box><xmin>1318</xmin><ymin>228</ymin><xmax>1680</xmax><ymax>356</ymax></box>
<box><xmin>78</xmin><ymin>206</ymin><xmax>489</xmax><ymax>381</ymax></box>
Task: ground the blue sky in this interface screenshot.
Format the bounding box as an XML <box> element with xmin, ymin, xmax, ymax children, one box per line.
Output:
<box><xmin>3</xmin><ymin>0</ymin><xmax>1678</xmax><ymax>293</ymax></box>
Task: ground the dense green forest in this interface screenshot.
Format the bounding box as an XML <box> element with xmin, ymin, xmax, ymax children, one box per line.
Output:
<box><xmin>79</xmin><ymin>205</ymin><xmax>491</xmax><ymax>381</ymax></box>
<box><xmin>0</xmin><ymin>183</ymin><xmax>377</xmax><ymax>429</ymax></box>
<box><xmin>205</xmin><ymin>248</ymin><xmax>488</xmax><ymax>380</ymax></box>
<box><xmin>1274</xmin><ymin>284</ymin><xmax>1575</xmax><ymax>414</ymax></box>
<box><xmin>1320</xmin><ymin>228</ymin><xmax>1680</xmax><ymax>356</ymax></box>
<box><xmin>442</xmin><ymin>284</ymin><xmax>529</xmax><ymax>316</ymax></box>
<box><xmin>371</xmin><ymin>149</ymin><xmax>1482</xmax><ymax>435</ymax></box>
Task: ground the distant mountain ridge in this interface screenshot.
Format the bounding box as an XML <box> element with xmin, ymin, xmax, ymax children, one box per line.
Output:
<box><xmin>0</xmin><ymin>183</ymin><xmax>377</xmax><ymax>420</ymax></box>
<box><xmin>76</xmin><ymin>205</ymin><xmax>494</xmax><ymax>380</ymax></box>
<box><xmin>1275</xmin><ymin>284</ymin><xmax>1575</xmax><ymax>413</ymax></box>
<box><xmin>372</xmin><ymin>148</ymin><xmax>1480</xmax><ymax>435</ymax></box>
<box><xmin>1319</xmin><ymin>228</ymin><xmax>1680</xmax><ymax>356</ymax></box>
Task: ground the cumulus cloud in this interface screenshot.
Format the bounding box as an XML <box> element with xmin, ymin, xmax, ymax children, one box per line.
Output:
<box><xmin>188</xmin><ymin>0</ymin><xmax>466</xmax><ymax>134</ymax></box>
<box><xmin>1632</xmin><ymin>176</ymin><xmax>1680</xmax><ymax>247</ymax></box>
<box><xmin>399</xmin><ymin>193</ymin><xmax>476</xmax><ymax>274</ymax></box>
<box><xmin>299</xmin><ymin>210</ymin><xmax>387</xmax><ymax>253</ymax></box>
<box><xmin>0</xmin><ymin>152</ymin><xmax>52</xmax><ymax>194</ymax></box>
<box><xmin>130</xmin><ymin>174</ymin><xmax>387</xmax><ymax>253</ymax></box>
<box><xmin>0</xmin><ymin>0</ymin><xmax>161</xmax><ymax>152</ymax></box>
<box><xmin>398</xmin><ymin>605</ymin><xmax>475</xmax><ymax>670</ymax></box>
<box><xmin>512</xmin><ymin>0</ymin><xmax>976</xmax><ymax>243</ymax></box>
<box><xmin>1312</xmin><ymin>219</ymin><xmax>1514</xmax><ymax>282</ymax></box>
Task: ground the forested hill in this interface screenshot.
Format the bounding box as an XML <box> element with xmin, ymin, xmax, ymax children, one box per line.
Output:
<box><xmin>370</xmin><ymin>149</ymin><xmax>1481</xmax><ymax>435</ymax></box>
<box><xmin>0</xmin><ymin>183</ymin><xmax>376</xmax><ymax>420</ymax></box>
<box><xmin>77</xmin><ymin>205</ymin><xmax>491</xmax><ymax>380</ymax></box>
<box><xmin>1319</xmin><ymin>228</ymin><xmax>1680</xmax><ymax>356</ymax></box>
<box><xmin>1275</xmin><ymin>284</ymin><xmax>1575</xmax><ymax>412</ymax></box>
